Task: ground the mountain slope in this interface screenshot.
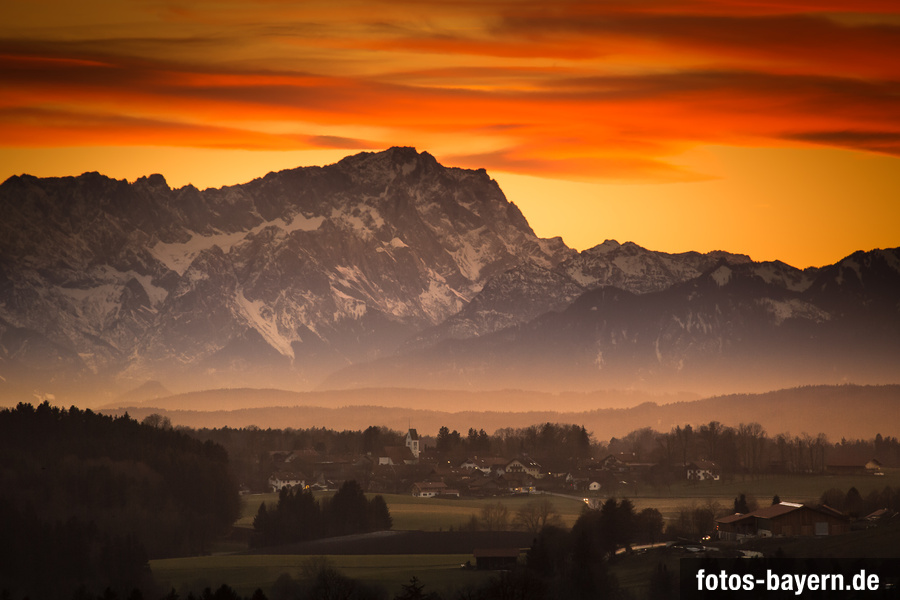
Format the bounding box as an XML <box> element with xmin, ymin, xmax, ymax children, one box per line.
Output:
<box><xmin>406</xmin><ymin>239</ymin><xmax>764</xmax><ymax>348</ymax></box>
<box><xmin>325</xmin><ymin>248</ymin><xmax>900</xmax><ymax>395</ymax></box>
<box><xmin>0</xmin><ymin>147</ymin><xmax>571</xmax><ymax>399</ymax></box>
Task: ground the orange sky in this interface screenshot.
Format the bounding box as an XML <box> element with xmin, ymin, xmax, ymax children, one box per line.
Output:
<box><xmin>2</xmin><ymin>0</ymin><xmax>899</xmax><ymax>268</ymax></box>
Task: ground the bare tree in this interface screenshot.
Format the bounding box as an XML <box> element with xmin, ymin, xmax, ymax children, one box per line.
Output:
<box><xmin>699</xmin><ymin>421</ymin><xmax>723</xmax><ymax>462</ymax></box>
<box><xmin>479</xmin><ymin>502</ymin><xmax>510</xmax><ymax>531</ymax></box>
<box><xmin>513</xmin><ymin>498</ymin><xmax>563</xmax><ymax>534</ymax></box>
<box><xmin>737</xmin><ymin>422</ymin><xmax>767</xmax><ymax>474</ymax></box>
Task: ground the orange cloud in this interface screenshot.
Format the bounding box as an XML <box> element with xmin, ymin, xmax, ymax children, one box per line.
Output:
<box><xmin>2</xmin><ymin>1</ymin><xmax>900</xmax><ymax>183</ymax></box>
<box><xmin>0</xmin><ymin>107</ymin><xmax>380</xmax><ymax>151</ymax></box>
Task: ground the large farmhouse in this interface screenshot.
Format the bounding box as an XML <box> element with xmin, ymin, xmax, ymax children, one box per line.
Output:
<box><xmin>716</xmin><ymin>502</ymin><xmax>850</xmax><ymax>541</ymax></box>
<box><xmin>505</xmin><ymin>457</ymin><xmax>543</xmax><ymax>479</ymax></box>
<box><xmin>686</xmin><ymin>460</ymin><xmax>720</xmax><ymax>481</ymax></box>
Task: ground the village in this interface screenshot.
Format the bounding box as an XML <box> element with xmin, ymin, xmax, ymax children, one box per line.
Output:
<box><xmin>257</xmin><ymin>427</ymin><xmax>896</xmax><ymax>542</ymax></box>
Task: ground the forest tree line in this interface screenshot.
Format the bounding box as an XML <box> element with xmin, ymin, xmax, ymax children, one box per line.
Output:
<box><xmin>184</xmin><ymin>419</ymin><xmax>900</xmax><ymax>493</ymax></box>
<box><xmin>0</xmin><ymin>402</ymin><xmax>240</xmax><ymax>599</ymax></box>
<box><xmin>251</xmin><ymin>480</ymin><xmax>392</xmax><ymax>547</ymax></box>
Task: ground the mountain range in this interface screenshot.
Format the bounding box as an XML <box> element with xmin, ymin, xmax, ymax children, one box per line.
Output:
<box><xmin>1</xmin><ymin>147</ymin><xmax>898</xmax><ymax>404</ymax></box>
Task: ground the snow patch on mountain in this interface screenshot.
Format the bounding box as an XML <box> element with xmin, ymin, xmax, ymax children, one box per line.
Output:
<box><xmin>151</xmin><ymin>232</ymin><xmax>245</xmax><ymax>275</ymax></box>
<box><xmin>150</xmin><ymin>212</ymin><xmax>326</xmax><ymax>275</ymax></box>
<box><xmin>236</xmin><ymin>290</ymin><xmax>295</xmax><ymax>358</ymax></box>
<box><xmin>449</xmin><ymin>238</ymin><xmax>489</xmax><ymax>281</ymax></box>
<box><xmin>282</xmin><ymin>212</ymin><xmax>325</xmax><ymax>233</ymax></box>
<box><xmin>330</xmin><ymin>203</ymin><xmax>386</xmax><ymax>234</ymax></box>
<box><xmin>759</xmin><ymin>298</ymin><xmax>830</xmax><ymax>325</ymax></box>
<box><xmin>332</xmin><ymin>288</ymin><xmax>368</xmax><ymax>320</ymax></box>
<box><xmin>710</xmin><ymin>265</ymin><xmax>732</xmax><ymax>287</ymax></box>
<box><xmin>58</xmin><ymin>283</ymin><xmax>121</xmax><ymax>322</ymax></box>
<box><xmin>748</xmin><ymin>262</ymin><xmax>814</xmax><ymax>292</ymax></box>
<box><xmin>127</xmin><ymin>272</ymin><xmax>168</xmax><ymax>306</ymax></box>
<box><xmin>418</xmin><ymin>279</ymin><xmax>465</xmax><ymax>323</ymax></box>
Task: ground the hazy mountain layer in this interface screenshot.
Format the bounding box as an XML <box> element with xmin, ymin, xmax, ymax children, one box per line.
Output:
<box><xmin>326</xmin><ymin>248</ymin><xmax>900</xmax><ymax>395</ymax></box>
<box><xmin>103</xmin><ymin>384</ymin><xmax>900</xmax><ymax>443</ymax></box>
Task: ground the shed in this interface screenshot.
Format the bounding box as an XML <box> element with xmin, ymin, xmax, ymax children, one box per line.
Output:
<box><xmin>473</xmin><ymin>548</ymin><xmax>521</xmax><ymax>570</ymax></box>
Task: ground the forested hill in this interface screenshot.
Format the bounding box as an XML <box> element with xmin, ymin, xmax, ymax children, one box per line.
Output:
<box><xmin>0</xmin><ymin>402</ymin><xmax>240</xmax><ymax>599</ymax></box>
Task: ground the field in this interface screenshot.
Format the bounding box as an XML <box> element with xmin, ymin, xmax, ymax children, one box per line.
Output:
<box><xmin>624</xmin><ymin>470</ymin><xmax>900</xmax><ymax>521</ymax></box>
<box><xmin>150</xmin><ymin>553</ymin><xmax>493</xmax><ymax>598</ymax></box>
<box><xmin>236</xmin><ymin>491</ymin><xmax>591</xmax><ymax>531</ymax></box>
<box><xmin>236</xmin><ymin>470</ymin><xmax>899</xmax><ymax>531</ymax></box>
<box><xmin>176</xmin><ymin>471</ymin><xmax>900</xmax><ymax>596</ymax></box>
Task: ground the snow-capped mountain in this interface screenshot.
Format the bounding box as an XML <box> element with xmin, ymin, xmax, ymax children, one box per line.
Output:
<box><xmin>560</xmin><ymin>239</ymin><xmax>755</xmax><ymax>293</ymax></box>
<box><xmin>405</xmin><ymin>240</ymin><xmax>759</xmax><ymax>349</ymax></box>
<box><xmin>0</xmin><ymin>147</ymin><xmax>571</xmax><ymax>398</ymax></box>
<box><xmin>1</xmin><ymin>146</ymin><xmax>897</xmax><ymax>402</ymax></box>
<box><xmin>325</xmin><ymin>248</ymin><xmax>900</xmax><ymax>394</ymax></box>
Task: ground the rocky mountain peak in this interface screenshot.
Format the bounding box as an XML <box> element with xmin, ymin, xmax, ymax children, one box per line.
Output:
<box><xmin>0</xmin><ymin>147</ymin><xmax>574</xmax><ymax>397</ymax></box>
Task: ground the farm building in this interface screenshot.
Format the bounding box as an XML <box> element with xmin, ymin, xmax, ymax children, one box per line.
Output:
<box><xmin>825</xmin><ymin>458</ymin><xmax>882</xmax><ymax>475</ymax></box>
<box><xmin>411</xmin><ymin>481</ymin><xmax>448</xmax><ymax>498</ymax></box>
<box><xmin>473</xmin><ymin>548</ymin><xmax>521</xmax><ymax>570</ymax></box>
<box><xmin>505</xmin><ymin>457</ymin><xmax>543</xmax><ymax>478</ymax></box>
<box><xmin>716</xmin><ymin>502</ymin><xmax>850</xmax><ymax>541</ymax></box>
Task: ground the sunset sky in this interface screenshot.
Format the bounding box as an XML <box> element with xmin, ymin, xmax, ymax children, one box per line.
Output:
<box><xmin>2</xmin><ymin>0</ymin><xmax>899</xmax><ymax>268</ymax></box>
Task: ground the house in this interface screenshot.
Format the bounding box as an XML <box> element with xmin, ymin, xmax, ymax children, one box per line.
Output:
<box><xmin>506</xmin><ymin>457</ymin><xmax>543</xmax><ymax>479</ymax></box>
<box><xmin>473</xmin><ymin>548</ymin><xmax>520</xmax><ymax>570</ymax></box>
<box><xmin>566</xmin><ymin>471</ymin><xmax>601</xmax><ymax>492</ymax></box>
<box><xmin>460</xmin><ymin>458</ymin><xmax>479</xmax><ymax>470</ymax></box>
<box><xmin>460</xmin><ymin>457</ymin><xmax>509</xmax><ymax>476</ymax></box>
<box><xmin>379</xmin><ymin>445</ymin><xmax>416</xmax><ymax>466</ymax></box>
<box><xmin>686</xmin><ymin>460</ymin><xmax>720</xmax><ymax>481</ymax></box>
<box><xmin>597</xmin><ymin>454</ymin><xmax>628</xmax><ymax>473</ymax></box>
<box><xmin>866</xmin><ymin>459</ymin><xmax>883</xmax><ymax>473</ymax></box>
<box><xmin>411</xmin><ymin>481</ymin><xmax>447</xmax><ymax>498</ymax></box>
<box><xmin>406</xmin><ymin>429</ymin><xmax>421</xmax><ymax>459</ymax></box>
<box><xmin>499</xmin><ymin>474</ymin><xmax>537</xmax><ymax>494</ymax></box>
<box><xmin>268</xmin><ymin>471</ymin><xmax>307</xmax><ymax>492</ymax></box>
<box><xmin>468</xmin><ymin>477</ymin><xmax>502</xmax><ymax>497</ymax></box>
<box><xmin>716</xmin><ymin>502</ymin><xmax>850</xmax><ymax>540</ymax></box>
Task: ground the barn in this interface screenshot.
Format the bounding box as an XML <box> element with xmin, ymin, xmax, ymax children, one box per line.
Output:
<box><xmin>716</xmin><ymin>502</ymin><xmax>850</xmax><ymax>540</ymax></box>
<box><xmin>473</xmin><ymin>548</ymin><xmax>521</xmax><ymax>570</ymax></box>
